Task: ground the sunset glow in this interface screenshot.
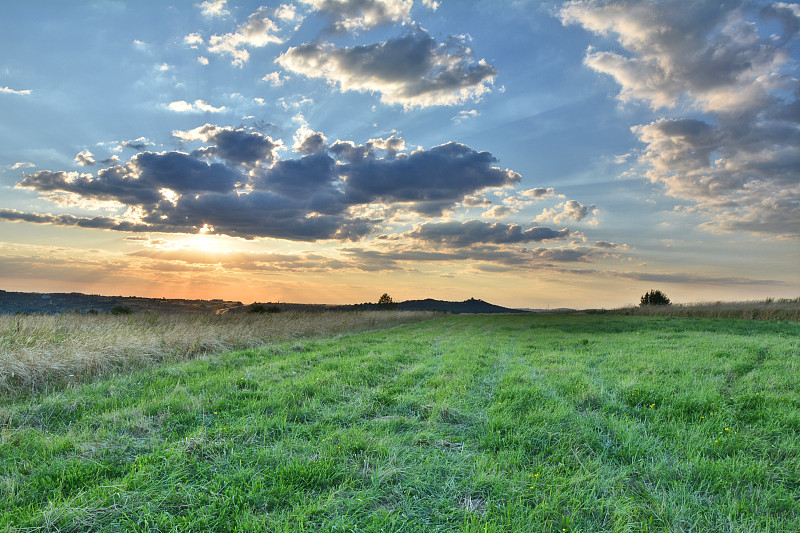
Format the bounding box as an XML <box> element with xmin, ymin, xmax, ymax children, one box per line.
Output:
<box><xmin>1</xmin><ymin>0</ymin><xmax>798</xmax><ymax>308</ymax></box>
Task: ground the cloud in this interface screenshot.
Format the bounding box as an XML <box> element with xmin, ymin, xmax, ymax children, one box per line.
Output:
<box><xmin>11</xmin><ymin>132</ymin><xmax>521</xmax><ymax>241</ymax></box>
<box><xmin>184</xmin><ymin>33</ymin><xmax>203</xmax><ymax>48</ymax></box>
<box><xmin>174</xmin><ymin>124</ymin><xmax>282</xmax><ymax>167</ymax></box>
<box><xmin>165</xmin><ymin>99</ymin><xmax>226</xmax><ymax>113</ymax></box>
<box><xmin>594</xmin><ymin>240</ymin><xmax>629</xmax><ymax>249</ymax></box>
<box><xmin>535</xmin><ymin>200</ymin><xmax>596</xmax><ymax>224</ymax></box>
<box><xmin>11</xmin><ymin>162</ymin><xmax>35</xmax><ymax>170</ymax></box>
<box><xmin>122</xmin><ymin>137</ymin><xmax>151</xmax><ymax>151</ymax></box>
<box><xmin>293</xmin><ymin>128</ymin><xmax>328</xmax><ymax>155</ymax></box>
<box><xmin>0</xmin><ymin>208</ymin><xmax>154</xmax><ymax>233</ymax></box>
<box><xmin>207</xmin><ymin>6</ymin><xmax>288</xmax><ymax>66</ymax></box>
<box><xmin>74</xmin><ymin>150</ymin><xmax>96</xmax><ymax>166</ymax></box>
<box><xmin>197</xmin><ymin>0</ymin><xmax>229</xmax><ymax>18</ymax></box>
<box><xmin>521</xmin><ymin>187</ymin><xmax>559</xmax><ymax>200</ymax></box>
<box><xmin>406</xmin><ymin>220</ymin><xmax>570</xmax><ymax>248</ymax></box>
<box><xmin>262</xmin><ymin>71</ymin><xmax>285</xmax><ymax>86</ymax></box>
<box><xmin>0</xmin><ymin>86</ymin><xmax>31</xmax><ymax>96</ymax></box>
<box><xmin>453</xmin><ymin>109</ymin><xmax>479</xmax><ymax>122</ymax></box>
<box><xmin>300</xmin><ymin>0</ymin><xmax>413</xmax><ymax>32</ymax></box>
<box><xmin>560</xmin><ymin>0</ymin><xmax>800</xmax><ymax>235</ymax></box>
<box><xmin>197</xmin><ymin>56</ymin><xmax>210</xmax><ymax>65</ymax></box>
<box><xmin>277</xmin><ymin>29</ymin><xmax>497</xmax><ymax>108</ymax></box>
<box><xmin>338</xmin><ymin>141</ymin><xmax>520</xmax><ymax>215</ymax></box>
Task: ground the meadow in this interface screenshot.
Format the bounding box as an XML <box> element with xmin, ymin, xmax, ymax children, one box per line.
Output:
<box><xmin>1</xmin><ymin>313</ymin><xmax>799</xmax><ymax>531</ymax></box>
<box><xmin>0</xmin><ymin>310</ymin><xmax>435</xmax><ymax>396</ymax></box>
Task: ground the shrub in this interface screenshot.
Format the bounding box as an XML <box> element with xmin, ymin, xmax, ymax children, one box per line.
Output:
<box><xmin>248</xmin><ymin>304</ymin><xmax>281</xmax><ymax>314</ymax></box>
<box><xmin>110</xmin><ymin>305</ymin><xmax>133</xmax><ymax>315</ymax></box>
<box><xmin>640</xmin><ymin>289</ymin><xmax>671</xmax><ymax>307</ymax></box>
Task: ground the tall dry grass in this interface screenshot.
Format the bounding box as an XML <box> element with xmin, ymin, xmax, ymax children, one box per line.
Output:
<box><xmin>611</xmin><ymin>297</ymin><xmax>800</xmax><ymax>321</ymax></box>
<box><xmin>0</xmin><ymin>310</ymin><xmax>437</xmax><ymax>395</ymax></box>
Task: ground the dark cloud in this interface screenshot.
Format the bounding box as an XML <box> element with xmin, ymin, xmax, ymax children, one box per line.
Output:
<box><xmin>18</xmin><ymin>152</ymin><xmax>243</xmax><ymax>207</ymax></box>
<box><xmin>294</xmin><ymin>130</ymin><xmax>327</xmax><ymax>155</ymax></box>
<box><xmin>0</xmin><ymin>208</ymin><xmax>154</xmax><ymax>232</ymax></box>
<box><xmin>561</xmin><ymin>0</ymin><xmax>800</xmax><ymax>236</ymax></box>
<box><xmin>341</xmin><ymin>142</ymin><xmax>520</xmax><ymax>215</ymax></box>
<box><xmin>406</xmin><ymin>220</ymin><xmax>570</xmax><ymax>248</ymax></box>
<box><xmin>594</xmin><ymin>240</ymin><xmax>628</xmax><ymax>249</ymax></box>
<box><xmin>186</xmin><ymin>125</ymin><xmax>281</xmax><ymax>167</ymax></box>
<box><xmin>277</xmin><ymin>29</ymin><xmax>496</xmax><ymax>108</ymax></box>
<box><xmin>11</xmin><ymin>131</ymin><xmax>522</xmax><ymax>241</ymax></box>
<box><xmin>122</xmin><ymin>138</ymin><xmax>151</xmax><ymax>151</ymax></box>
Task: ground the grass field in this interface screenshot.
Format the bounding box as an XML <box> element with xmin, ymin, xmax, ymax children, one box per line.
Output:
<box><xmin>0</xmin><ymin>310</ymin><xmax>435</xmax><ymax>396</ymax></box>
<box><xmin>1</xmin><ymin>314</ymin><xmax>799</xmax><ymax>531</ymax></box>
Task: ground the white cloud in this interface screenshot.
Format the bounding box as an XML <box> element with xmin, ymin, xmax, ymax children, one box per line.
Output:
<box><xmin>261</xmin><ymin>71</ymin><xmax>285</xmax><ymax>86</ymax></box>
<box><xmin>157</xmin><ymin>63</ymin><xmax>170</xmax><ymax>71</ymax></box>
<box><xmin>208</xmin><ymin>6</ymin><xmax>285</xmax><ymax>67</ymax></box>
<box><xmin>11</xmin><ymin>162</ymin><xmax>35</xmax><ymax>170</ymax></box>
<box><xmin>278</xmin><ymin>30</ymin><xmax>496</xmax><ymax>109</ymax></box>
<box><xmin>453</xmin><ymin>109</ymin><xmax>479</xmax><ymax>122</ymax></box>
<box><xmin>300</xmin><ymin>0</ymin><xmax>413</xmax><ymax>32</ymax></box>
<box><xmin>0</xmin><ymin>86</ymin><xmax>31</xmax><ymax>96</ymax></box>
<box><xmin>535</xmin><ymin>200</ymin><xmax>596</xmax><ymax>224</ymax></box>
<box><xmin>74</xmin><ymin>150</ymin><xmax>95</xmax><ymax>166</ymax></box>
<box><xmin>561</xmin><ymin>0</ymin><xmax>800</xmax><ymax>236</ymax></box>
<box><xmin>197</xmin><ymin>56</ymin><xmax>209</xmax><ymax>65</ymax></box>
<box><xmin>197</xmin><ymin>0</ymin><xmax>229</xmax><ymax>18</ymax></box>
<box><xmin>184</xmin><ymin>33</ymin><xmax>204</xmax><ymax>48</ymax></box>
<box><xmin>165</xmin><ymin>99</ymin><xmax>226</xmax><ymax>113</ymax></box>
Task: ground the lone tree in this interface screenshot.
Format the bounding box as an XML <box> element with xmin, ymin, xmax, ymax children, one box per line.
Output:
<box><xmin>640</xmin><ymin>289</ymin><xmax>671</xmax><ymax>307</ymax></box>
<box><xmin>377</xmin><ymin>293</ymin><xmax>397</xmax><ymax>310</ymax></box>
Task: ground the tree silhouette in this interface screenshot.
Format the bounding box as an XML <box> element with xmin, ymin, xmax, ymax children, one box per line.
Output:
<box><xmin>377</xmin><ymin>293</ymin><xmax>397</xmax><ymax>309</ymax></box>
<box><xmin>640</xmin><ymin>289</ymin><xmax>671</xmax><ymax>307</ymax></box>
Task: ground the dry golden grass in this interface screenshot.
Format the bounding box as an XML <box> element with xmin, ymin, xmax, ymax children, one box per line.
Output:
<box><xmin>611</xmin><ymin>297</ymin><xmax>800</xmax><ymax>321</ymax></box>
<box><xmin>0</xmin><ymin>310</ymin><xmax>436</xmax><ymax>395</ymax></box>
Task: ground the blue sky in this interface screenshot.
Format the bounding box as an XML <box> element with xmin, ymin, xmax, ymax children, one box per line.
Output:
<box><xmin>1</xmin><ymin>0</ymin><xmax>798</xmax><ymax>308</ymax></box>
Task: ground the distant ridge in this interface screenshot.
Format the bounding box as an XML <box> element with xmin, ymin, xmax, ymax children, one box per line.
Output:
<box><xmin>0</xmin><ymin>290</ymin><xmax>524</xmax><ymax>315</ymax></box>
<box><xmin>395</xmin><ymin>298</ymin><xmax>524</xmax><ymax>314</ymax></box>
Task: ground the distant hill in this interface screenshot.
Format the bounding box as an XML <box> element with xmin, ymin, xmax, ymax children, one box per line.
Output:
<box><xmin>395</xmin><ymin>298</ymin><xmax>524</xmax><ymax>314</ymax></box>
<box><xmin>0</xmin><ymin>290</ymin><xmax>241</xmax><ymax>315</ymax></box>
<box><xmin>0</xmin><ymin>290</ymin><xmax>525</xmax><ymax>315</ymax></box>
<box><xmin>228</xmin><ymin>297</ymin><xmax>525</xmax><ymax>315</ymax></box>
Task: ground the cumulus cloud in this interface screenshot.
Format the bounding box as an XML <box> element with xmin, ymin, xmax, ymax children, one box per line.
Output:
<box><xmin>174</xmin><ymin>124</ymin><xmax>282</xmax><ymax>167</ymax></box>
<box><xmin>0</xmin><ymin>86</ymin><xmax>32</xmax><ymax>96</ymax></box>
<box><xmin>74</xmin><ymin>150</ymin><xmax>96</xmax><ymax>166</ymax></box>
<box><xmin>207</xmin><ymin>6</ymin><xmax>289</xmax><ymax>66</ymax></box>
<box><xmin>300</xmin><ymin>0</ymin><xmax>413</xmax><ymax>32</ymax></box>
<box><xmin>535</xmin><ymin>200</ymin><xmax>596</xmax><ymax>224</ymax></box>
<box><xmin>12</xmin><ymin>131</ymin><xmax>521</xmax><ymax>241</ymax></box>
<box><xmin>277</xmin><ymin>29</ymin><xmax>497</xmax><ymax>108</ymax></box>
<box><xmin>560</xmin><ymin>0</ymin><xmax>800</xmax><ymax>235</ymax></box>
<box><xmin>184</xmin><ymin>33</ymin><xmax>203</xmax><ymax>47</ymax></box>
<box><xmin>165</xmin><ymin>99</ymin><xmax>226</xmax><ymax>113</ymax></box>
<box><xmin>262</xmin><ymin>71</ymin><xmax>285</xmax><ymax>86</ymax></box>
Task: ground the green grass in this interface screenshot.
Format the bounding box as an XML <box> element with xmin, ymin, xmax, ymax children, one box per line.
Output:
<box><xmin>1</xmin><ymin>314</ymin><xmax>799</xmax><ymax>532</ymax></box>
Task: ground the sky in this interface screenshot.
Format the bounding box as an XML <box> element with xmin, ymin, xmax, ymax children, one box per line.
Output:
<box><xmin>1</xmin><ymin>0</ymin><xmax>799</xmax><ymax>309</ymax></box>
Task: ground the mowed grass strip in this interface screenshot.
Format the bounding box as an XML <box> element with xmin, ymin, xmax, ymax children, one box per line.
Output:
<box><xmin>1</xmin><ymin>314</ymin><xmax>798</xmax><ymax>532</ymax></box>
